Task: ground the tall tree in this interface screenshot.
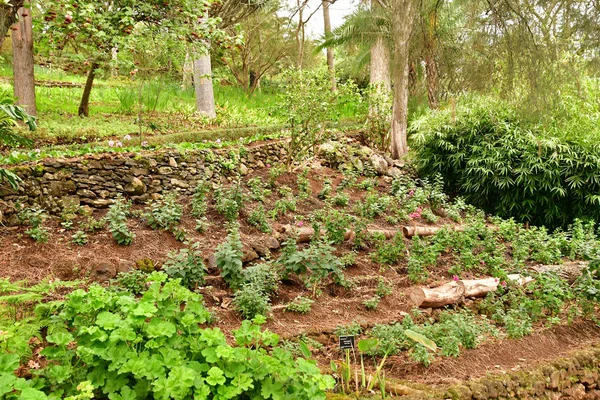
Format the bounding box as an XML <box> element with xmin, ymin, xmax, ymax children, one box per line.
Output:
<box><xmin>12</xmin><ymin>5</ymin><xmax>36</xmax><ymax>116</ymax></box>
<box><xmin>387</xmin><ymin>0</ymin><xmax>417</xmax><ymax>159</ymax></box>
<box><xmin>194</xmin><ymin>0</ymin><xmax>270</xmax><ymax>117</ymax></box>
<box><xmin>39</xmin><ymin>0</ymin><xmax>219</xmax><ymax>117</ymax></box>
<box><xmin>322</xmin><ymin>0</ymin><xmax>336</xmax><ymax>90</ymax></box>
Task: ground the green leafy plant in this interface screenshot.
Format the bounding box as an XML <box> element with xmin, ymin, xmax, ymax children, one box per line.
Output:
<box><xmin>363</xmin><ymin>296</ymin><xmax>380</xmax><ymax>310</ymax></box>
<box><xmin>71</xmin><ymin>230</ymin><xmax>88</xmax><ymax>246</ymax></box>
<box><xmin>111</xmin><ymin>270</ymin><xmax>148</xmax><ymax>295</ymax></box>
<box><xmin>243</xmin><ymin>263</ymin><xmax>280</xmax><ymax>295</ymax></box>
<box><xmin>215</xmin><ymin>224</ymin><xmax>244</xmax><ymax>290</ymax></box>
<box><xmin>297</xmin><ymin>168</ymin><xmax>312</xmax><ymax>199</ymax></box>
<box><xmin>247</xmin><ymin>177</ymin><xmax>272</xmax><ymax>202</ymax></box>
<box><xmin>371</xmin><ymin>233</ymin><xmax>406</xmax><ymax>266</ymax></box>
<box><xmin>145</xmin><ymin>192</ymin><xmax>184</xmax><ymax>240</ymax></box>
<box><xmin>285</xmin><ymin>296</ymin><xmax>314</xmax><ymax>314</ymax></box>
<box><xmin>318</xmin><ymin>178</ymin><xmax>332</xmax><ymax>200</ymax></box>
<box><xmin>233</xmin><ymin>283</ymin><xmax>271</xmax><ymax>319</ymax></box>
<box><xmin>214</xmin><ymin>181</ymin><xmax>244</xmax><ymax>222</ymax></box>
<box><xmin>105</xmin><ymin>195</ymin><xmax>135</xmax><ymax>245</ymax></box>
<box><xmin>191</xmin><ymin>179</ymin><xmax>210</xmax><ymax>218</ymax></box>
<box><xmin>162</xmin><ymin>242</ymin><xmax>207</xmax><ymax>289</ymax></box>
<box><xmin>1</xmin><ymin>273</ymin><xmax>334</xmax><ymax>399</ymax></box>
<box><xmin>248</xmin><ymin>206</ymin><xmax>272</xmax><ymax>233</ymax></box>
<box><xmin>19</xmin><ymin>207</ymin><xmax>49</xmax><ymax>243</ymax></box>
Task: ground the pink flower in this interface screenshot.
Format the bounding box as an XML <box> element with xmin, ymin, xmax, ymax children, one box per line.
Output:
<box><xmin>494</xmin><ymin>278</ymin><xmax>499</xmax><ymax>282</ymax></box>
<box><xmin>116</xmin><ymin>141</ymin><xmax>123</xmax><ymax>148</ymax></box>
<box><xmin>141</xmin><ymin>141</ymin><xmax>149</xmax><ymax>147</ymax></box>
<box><xmin>409</xmin><ymin>207</ymin><xmax>423</xmax><ymax>219</ymax></box>
<box><xmin>123</xmin><ymin>135</ymin><xmax>132</xmax><ymax>141</ymax></box>
<box><xmin>266</xmin><ymin>164</ymin><xmax>271</xmax><ymax>168</ymax></box>
<box><xmin>215</xmin><ymin>139</ymin><xmax>221</xmax><ymax>144</ymax></box>
<box><xmin>452</xmin><ymin>275</ymin><xmax>459</xmax><ymax>281</ymax></box>
<box><xmin>501</xmin><ymin>281</ymin><xmax>507</xmax><ymax>287</ymax></box>
<box><xmin>408</xmin><ymin>190</ymin><xmax>414</xmax><ymax>196</ymax></box>
<box><xmin>108</xmin><ymin>140</ymin><xmax>115</xmax><ymax>147</ymax></box>
<box><xmin>297</xmin><ymin>221</ymin><xmax>304</xmax><ymax>227</ymax></box>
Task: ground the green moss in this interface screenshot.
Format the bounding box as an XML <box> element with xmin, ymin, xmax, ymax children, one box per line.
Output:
<box><xmin>135</xmin><ymin>258</ymin><xmax>155</xmax><ymax>273</ymax></box>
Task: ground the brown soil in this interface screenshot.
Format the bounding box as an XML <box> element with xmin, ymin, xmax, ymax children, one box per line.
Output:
<box><xmin>2</xmin><ymin>164</ymin><xmax>599</xmax><ymax>387</ymax></box>
<box><xmin>388</xmin><ymin>319</ymin><xmax>600</xmax><ymax>385</ymax></box>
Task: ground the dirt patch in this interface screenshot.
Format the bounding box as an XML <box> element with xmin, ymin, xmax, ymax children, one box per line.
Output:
<box><xmin>388</xmin><ymin>320</ymin><xmax>600</xmax><ymax>385</ymax></box>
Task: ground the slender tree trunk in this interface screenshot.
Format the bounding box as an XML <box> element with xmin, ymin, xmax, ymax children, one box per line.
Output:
<box><xmin>193</xmin><ymin>51</ymin><xmax>216</xmax><ymax>118</ymax></box>
<box><xmin>296</xmin><ymin>0</ymin><xmax>305</xmax><ymax>69</ymax></box>
<box><xmin>390</xmin><ymin>0</ymin><xmax>417</xmax><ymax>159</ymax></box>
<box><xmin>111</xmin><ymin>47</ymin><xmax>118</xmax><ymax>77</ymax></box>
<box><xmin>182</xmin><ymin>49</ymin><xmax>193</xmax><ymax>90</ymax></box>
<box><xmin>0</xmin><ymin>2</ymin><xmax>24</xmax><ymax>50</ymax></box>
<box><xmin>12</xmin><ymin>6</ymin><xmax>36</xmax><ymax>116</ymax></box>
<box><xmin>78</xmin><ymin>62</ymin><xmax>98</xmax><ymax>117</ymax></box>
<box><xmin>370</xmin><ymin>37</ymin><xmax>391</xmax><ymax>91</ymax></box>
<box><xmin>322</xmin><ymin>0</ymin><xmax>336</xmax><ymax>90</ymax></box>
<box><xmin>423</xmin><ymin>8</ymin><xmax>439</xmax><ymax>109</ymax></box>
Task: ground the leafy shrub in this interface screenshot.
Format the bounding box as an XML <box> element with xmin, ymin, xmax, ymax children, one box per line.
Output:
<box><xmin>1</xmin><ymin>273</ymin><xmax>334</xmax><ymax>399</ymax></box>
<box><xmin>215</xmin><ymin>224</ymin><xmax>244</xmax><ymax>289</ymax></box>
<box><xmin>371</xmin><ymin>233</ymin><xmax>406</xmax><ymax>265</ymax></box>
<box><xmin>247</xmin><ymin>177</ymin><xmax>272</xmax><ymax>202</ymax></box>
<box><xmin>297</xmin><ymin>168</ymin><xmax>312</xmax><ymax>199</ymax></box>
<box><xmin>363</xmin><ymin>296</ymin><xmax>380</xmax><ymax>310</ymax></box>
<box><xmin>248</xmin><ymin>206</ymin><xmax>272</xmax><ymax>233</ymax></box>
<box><xmin>278</xmin><ymin>68</ymin><xmax>358</xmax><ymax>169</ymax></box>
<box><xmin>191</xmin><ymin>179</ymin><xmax>210</xmax><ymax>218</ymax></box>
<box><xmin>145</xmin><ymin>192</ymin><xmax>184</xmax><ymax>240</ymax></box>
<box><xmin>19</xmin><ymin>207</ymin><xmax>49</xmax><ymax>243</ymax></box>
<box><xmin>285</xmin><ymin>296</ymin><xmax>314</xmax><ymax>314</ymax></box>
<box><xmin>412</xmin><ymin>95</ymin><xmax>600</xmax><ymax>228</ymax></box>
<box><xmin>270</xmin><ymin>198</ymin><xmax>297</xmax><ymax>219</ymax></box>
<box><xmin>111</xmin><ymin>270</ymin><xmax>147</xmax><ymax>295</ymax></box>
<box><xmin>71</xmin><ymin>230</ymin><xmax>88</xmax><ymax>245</ymax></box>
<box><xmin>363</xmin><ymin>83</ymin><xmax>393</xmax><ymax>151</ymax></box>
<box><xmin>243</xmin><ymin>263</ymin><xmax>280</xmax><ymax>295</ymax></box>
<box><xmin>105</xmin><ymin>195</ymin><xmax>135</xmax><ymax>245</ymax></box>
<box><xmin>233</xmin><ymin>283</ymin><xmax>271</xmax><ymax>319</ymax></box>
<box><xmin>376</xmin><ymin>278</ymin><xmax>393</xmax><ymax>298</ymax></box>
<box><xmin>214</xmin><ymin>182</ymin><xmax>244</xmax><ymax>221</ymax></box>
<box><xmin>162</xmin><ymin>242</ymin><xmax>207</xmax><ymax>289</ymax></box>
<box><xmin>277</xmin><ymin>240</ymin><xmax>347</xmax><ymax>295</ymax></box>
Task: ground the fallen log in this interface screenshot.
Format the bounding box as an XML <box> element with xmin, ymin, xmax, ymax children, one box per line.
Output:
<box><xmin>408</xmin><ymin>281</ymin><xmax>466</xmax><ymax>309</ymax></box>
<box><xmin>279</xmin><ymin>225</ymin><xmax>407</xmax><ymax>243</ymax></box>
<box><xmin>402</xmin><ymin>225</ymin><xmax>465</xmax><ymax>238</ymax></box>
<box><xmin>409</xmin><ymin>274</ymin><xmax>534</xmax><ymax>308</ymax></box>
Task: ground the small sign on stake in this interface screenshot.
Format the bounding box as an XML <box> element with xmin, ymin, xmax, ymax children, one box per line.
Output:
<box><xmin>339</xmin><ymin>335</ymin><xmax>355</xmax><ymax>350</ymax></box>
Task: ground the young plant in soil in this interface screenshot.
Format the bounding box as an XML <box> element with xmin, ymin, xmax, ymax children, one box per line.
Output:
<box><xmin>105</xmin><ymin>195</ymin><xmax>135</xmax><ymax>245</ymax></box>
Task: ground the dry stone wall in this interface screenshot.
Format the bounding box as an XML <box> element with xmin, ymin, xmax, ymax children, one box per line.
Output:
<box><xmin>443</xmin><ymin>345</ymin><xmax>600</xmax><ymax>399</ymax></box>
<box><xmin>0</xmin><ymin>138</ymin><xmax>402</xmax><ymax>222</ymax></box>
<box><xmin>0</xmin><ymin>141</ymin><xmax>288</xmax><ymax>220</ymax></box>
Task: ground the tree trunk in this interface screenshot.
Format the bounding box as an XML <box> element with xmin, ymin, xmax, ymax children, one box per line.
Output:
<box><xmin>182</xmin><ymin>49</ymin><xmax>193</xmax><ymax>90</ymax></box>
<box><xmin>369</xmin><ymin>37</ymin><xmax>391</xmax><ymax>91</ymax></box>
<box><xmin>12</xmin><ymin>7</ymin><xmax>36</xmax><ymax>116</ymax></box>
<box><xmin>423</xmin><ymin>8</ymin><xmax>439</xmax><ymax>109</ymax></box>
<box><xmin>322</xmin><ymin>0</ymin><xmax>336</xmax><ymax>90</ymax></box>
<box><xmin>193</xmin><ymin>51</ymin><xmax>216</xmax><ymax>118</ymax></box>
<box><xmin>389</xmin><ymin>0</ymin><xmax>417</xmax><ymax>159</ymax></box>
<box><xmin>78</xmin><ymin>62</ymin><xmax>98</xmax><ymax>117</ymax></box>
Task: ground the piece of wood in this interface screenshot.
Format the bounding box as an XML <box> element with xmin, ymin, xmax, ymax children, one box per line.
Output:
<box><xmin>402</xmin><ymin>225</ymin><xmax>465</xmax><ymax>238</ymax></box>
<box><xmin>408</xmin><ymin>281</ymin><xmax>465</xmax><ymax>308</ymax></box>
<box><xmin>411</xmin><ymin>274</ymin><xmax>535</xmax><ymax>308</ymax></box>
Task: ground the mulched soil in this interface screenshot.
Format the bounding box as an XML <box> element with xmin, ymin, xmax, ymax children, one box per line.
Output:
<box><xmin>2</xmin><ymin>164</ymin><xmax>599</xmax><ymax>385</ymax></box>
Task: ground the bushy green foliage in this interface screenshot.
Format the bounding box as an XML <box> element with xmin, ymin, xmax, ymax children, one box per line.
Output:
<box><xmin>19</xmin><ymin>207</ymin><xmax>50</xmax><ymax>243</ymax></box>
<box><xmin>191</xmin><ymin>179</ymin><xmax>210</xmax><ymax>218</ymax></box>
<box><xmin>214</xmin><ymin>182</ymin><xmax>244</xmax><ymax>222</ymax></box>
<box><xmin>277</xmin><ymin>239</ymin><xmax>347</xmax><ymax>295</ymax></box>
<box><xmin>247</xmin><ymin>177</ymin><xmax>272</xmax><ymax>202</ymax></box>
<box><xmin>105</xmin><ymin>195</ymin><xmax>135</xmax><ymax>245</ymax></box>
<box><xmin>248</xmin><ymin>206</ymin><xmax>272</xmax><ymax>233</ymax></box>
<box><xmin>0</xmin><ymin>273</ymin><xmax>334</xmax><ymax>399</ymax></box>
<box><xmin>297</xmin><ymin>169</ymin><xmax>312</xmax><ymax>199</ymax></box>
<box><xmin>162</xmin><ymin>242</ymin><xmax>207</xmax><ymax>289</ymax></box>
<box><xmin>215</xmin><ymin>224</ymin><xmax>244</xmax><ymax>290</ymax></box>
<box><xmin>371</xmin><ymin>233</ymin><xmax>406</xmax><ymax>266</ymax></box>
<box><xmin>145</xmin><ymin>192</ymin><xmax>185</xmax><ymax>240</ymax></box>
<box><xmin>71</xmin><ymin>230</ymin><xmax>88</xmax><ymax>246</ymax></box>
<box><xmin>279</xmin><ymin>68</ymin><xmax>359</xmax><ymax>169</ymax></box>
<box><xmin>111</xmin><ymin>270</ymin><xmax>148</xmax><ymax>295</ymax></box>
<box><xmin>243</xmin><ymin>263</ymin><xmax>280</xmax><ymax>295</ymax></box>
<box><xmin>412</xmin><ymin>95</ymin><xmax>600</xmax><ymax>228</ymax></box>
<box><xmin>233</xmin><ymin>283</ymin><xmax>271</xmax><ymax>319</ymax></box>
<box><xmin>285</xmin><ymin>296</ymin><xmax>314</xmax><ymax>314</ymax></box>
<box><xmin>370</xmin><ymin>311</ymin><xmax>496</xmax><ymax>364</ymax></box>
